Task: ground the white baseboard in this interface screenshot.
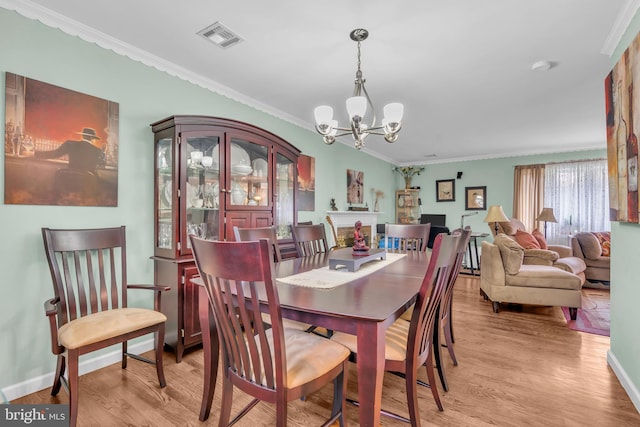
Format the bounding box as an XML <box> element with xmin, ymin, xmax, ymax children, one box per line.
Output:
<box><xmin>1</xmin><ymin>339</ymin><xmax>154</xmax><ymax>402</ymax></box>
<box><xmin>608</xmin><ymin>349</ymin><xmax>640</xmax><ymax>413</ymax></box>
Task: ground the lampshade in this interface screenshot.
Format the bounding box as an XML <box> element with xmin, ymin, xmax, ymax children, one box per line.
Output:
<box><xmin>346</xmin><ymin>96</ymin><xmax>368</xmax><ymax>118</ymax></box>
<box><xmin>314</xmin><ymin>105</ymin><xmax>333</xmax><ymax>125</ymax></box>
<box><xmin>483</xmin><ymin>205</ymin><xmax>509</xmax><ymax>223</ymax></box>
<box><xmin>383</xmin><ymin>102</ymin><xmax>404</xmax><ymax>123</ymax></box>
<box><xmin>536</xmin><ymin>207</ymin><xmax>558</xmax><ymax>223</ymax></box>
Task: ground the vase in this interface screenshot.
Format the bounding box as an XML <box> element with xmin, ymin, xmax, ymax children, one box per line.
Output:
<box><xmin>404</xmin><ymin>176</ymin><xmax>412</xmax><ymax>189</ymax></box>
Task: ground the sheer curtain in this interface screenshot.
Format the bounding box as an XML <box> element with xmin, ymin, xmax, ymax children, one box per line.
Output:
<box><xmin>544</xmin><ymin>159</ymin><xmax>610</xmax><ymax>244</ymax></box>
<box><xmin>513</xmin><ymin>164</ymin><xmax>545</xmax><ymax>231</ymax></box>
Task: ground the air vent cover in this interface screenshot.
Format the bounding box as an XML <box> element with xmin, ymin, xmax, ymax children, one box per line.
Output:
<box><xmin>197</xmin><ymin>21</ymin><xmax>243</xmax><ymax>49</ymax></box>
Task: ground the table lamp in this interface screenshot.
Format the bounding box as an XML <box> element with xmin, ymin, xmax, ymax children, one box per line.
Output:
<box><xmin>536</xmin><ymin>207</ymin><xmax>557</xmax><ymax>238</ymax></box>
<box><xmin>483</xmin><ymin>205</ymin><xmax>509</xmax><ymax>235</ymax></box>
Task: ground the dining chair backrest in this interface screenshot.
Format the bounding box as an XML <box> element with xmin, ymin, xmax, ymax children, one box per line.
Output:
<box><xmin>384</xmin><ymin>223</ymin><xmax>432</xmax><ymax>252</ymax></box>
<box><xmin>407</xmin><ymin>232</ymin><xmax>460</xmax><ymax>372</ymax></box>
<box><xmin>43</xmin><ymin>226</ymin><xmax>129</xmax><ymax>323</ymax></box>
<box><xmin>233</xmin><ymin>225</ymin><xmax>282</xmax><ymax>262</ymax></box>
<box><xmin>291</xmin><ymin>224</ymin><xmax>330</xmax><ymax>257</ymax></box>
<box><xmin>191</xmin><ymin>238</ymin><xmax>285</xmax><ymax>389</ymax></box>
<box><xmin>190</xmin><ymin>236</ymin><xmax>349</xmax><ymax>425</ymax></box>
<box><xmin>437</xmin><ymin>227</ymin><xmax>472</xmax><ymax>366</ymax></box>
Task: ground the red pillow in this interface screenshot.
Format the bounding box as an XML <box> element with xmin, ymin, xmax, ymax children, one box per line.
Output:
<box><xmin>532</xmin><ymin>228</ymin><xmax>548</xmax><ymax>249</ymax></box>
<box><xmin>514</xmin><ymin>229</ymin><xmax>541</xmax><ymax>249</ymax></box>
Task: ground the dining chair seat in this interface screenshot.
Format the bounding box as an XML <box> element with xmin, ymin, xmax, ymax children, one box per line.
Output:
<box><xmin>58</xmin><ymin>308</ymin><xmax>167</xmax><ymax>349</ymax></box>
<box><xmin>260</xmin><ymin>328</ymin><xmax>350</xmax><ymax>389</ymax></box>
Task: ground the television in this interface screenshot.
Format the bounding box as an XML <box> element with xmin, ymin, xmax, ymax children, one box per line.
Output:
<box><xmin>420</xmin><ymin>214</ymin><xmax>446</xmax><ymax>227</ymax></box>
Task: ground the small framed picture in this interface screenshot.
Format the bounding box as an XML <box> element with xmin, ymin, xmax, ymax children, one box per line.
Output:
<box><xmin>465</xmin><ymin>186</ymin><xmax>486</xmax><ymax>210</ymax></box>
<box><xmin>436</xmin><ymin>179</ymin><xmax>455</xmax><ymax>202</ymax></box>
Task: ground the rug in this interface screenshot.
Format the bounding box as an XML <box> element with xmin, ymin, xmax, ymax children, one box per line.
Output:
<box><xmin>562</xmin><ymin>288</ymin><xmax>610</xmax><ymax>336</ymax></box>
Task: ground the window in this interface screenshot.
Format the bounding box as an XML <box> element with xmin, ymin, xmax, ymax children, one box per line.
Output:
<box><xmin>544</xmin><ymin>159</ymin><xmax>610</xmax><ymax>244</ymax></box>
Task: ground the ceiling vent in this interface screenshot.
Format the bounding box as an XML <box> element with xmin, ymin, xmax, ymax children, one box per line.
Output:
<box><xmin>197</xmin><ymin>22</ymin><xmax>243</xmax><ymax>49</ymax></box>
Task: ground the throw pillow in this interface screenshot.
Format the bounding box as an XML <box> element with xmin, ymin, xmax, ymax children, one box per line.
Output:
<box><xmin>494</xmin><ymin>234</ymin><xmax>524</xmax><ymax>275</ymax></box>
<box><xmin>576</xmin><ymin>232</ymin><xmax>602</xmax><ymax>259</ymax></box>
<box><xmin>591</xmin><ymin>231</ymin><xmax>611</xmax><ymax>257</ymax></box>
<box><xmin>532</xmin><ymin>228</ymin><xmax>548</xmax><ymax>249</ymax></box>
<box><xmin>514</xmin><ymin>229</ymin><xmax>541</xmax><ymax>249</ymax></box>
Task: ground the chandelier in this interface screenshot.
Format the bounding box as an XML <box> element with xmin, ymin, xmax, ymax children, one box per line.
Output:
<box><xmin>313</xmin><ymin>28</ymin><xmax>404</xmax><ymax>150</ymax></box>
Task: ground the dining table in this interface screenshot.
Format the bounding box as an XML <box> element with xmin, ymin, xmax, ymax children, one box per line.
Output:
<box><xmin>195</xmin><ymin>248</ymin><xmax>430</xmax><ymax>426</ymax></box>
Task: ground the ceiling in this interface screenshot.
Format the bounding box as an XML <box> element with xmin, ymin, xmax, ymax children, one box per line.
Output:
<box><xmin>3</xmin><ymin>0</ymin><xmax>635</xmax><ymax>165</ymax></box>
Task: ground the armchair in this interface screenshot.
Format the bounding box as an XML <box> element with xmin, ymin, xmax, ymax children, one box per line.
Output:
<box><xmin>570</xmin><ymin>232</ymin><xmax>610</xmax><ymax>283</ymax></box>
<box><xmin>490</xmin><ymin>217</ymin><xmax>586</xmax><ymax>284</ymax></box>
<box><xmin>480</xmin><ymin>235</ymin><xmax>583</xmax><ymax>320</ymax></box>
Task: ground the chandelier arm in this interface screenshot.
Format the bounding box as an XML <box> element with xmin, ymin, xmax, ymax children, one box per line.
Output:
<box><xmin>359</xmin><ymin>83</ymin><xmax>377</xmax><ymax>129</ymax></box>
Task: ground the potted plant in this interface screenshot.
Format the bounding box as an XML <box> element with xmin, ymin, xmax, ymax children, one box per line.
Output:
<box><xmin>393</xmin><ymin>166</ymin><xmax>425</xmax><ymax>188</ymax></box>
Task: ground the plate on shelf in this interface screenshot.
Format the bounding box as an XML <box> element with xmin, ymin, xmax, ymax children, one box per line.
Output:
<box><xmin>231</xmin><ymin>164</ymin><xmax>253</xmax><ymax>176</ymax></box>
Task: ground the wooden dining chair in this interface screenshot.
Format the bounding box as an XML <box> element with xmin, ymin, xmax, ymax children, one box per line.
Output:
<box><xmin>233</xmin><ymin>225</ymin><xmax>283</xmax><ymax>261</ymax></box>
<box><xmin>41</xmin><ymin>226</ymin><xmax>169</xmax><ymax>427</ymax></box>
<box><xmin>331</xmin><ymin>232</ymin><xmax>460</xmax><ymax>424</ymax></box>
<box><xmin>384</xmin><ymin>223</ymin><xmax>432</xmax><ymax>252</ymax></box>
<box><xmin>291</xmin><ymin>224</ymin><xmax>332</xmax><ymax>257</ymax></box>
<box><xmin>432</xmin><ymin>227</ymin><xmax>472</xmax><ymax>392</ymax></box>
<box><xmin>190</xmin><ymin>237</ymin><xmax>350</xmax><ymax>426</ymax></box>
<box><xmin>233</xmin><ymin>225</ymin><xmax>312</xmax><ymax>333</ymax></box>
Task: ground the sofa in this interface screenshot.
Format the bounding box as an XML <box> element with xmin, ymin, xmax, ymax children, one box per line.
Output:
<box><xmin>489</xmin><ymin>218</ymin><xmax>586</xmax><ymax>284</ymax></box>
<box><xmin>480</xmin><ymin>235</ymin><xmax>583</xmax><ymax>320</ymax></box>
<box><xmin>569</xmin><ymin>232</ymin><xmax>610</xmax><ymax>283</ymax></box>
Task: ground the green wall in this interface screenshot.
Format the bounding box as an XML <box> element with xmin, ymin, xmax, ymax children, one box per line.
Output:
<box><xmin>1</xmin><ymin>5</ymin><xmax>637</xmax><ymax>412</ymax></box>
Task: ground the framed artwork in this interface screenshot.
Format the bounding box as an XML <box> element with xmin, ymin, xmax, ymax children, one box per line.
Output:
<box><xmin>347</xmin><ymin>169</ymin><xmax>364</xmax><ymax>204</ymax></box>
<box><xmin>605</xmin><ymin>29</ymin><xmax>640</xmax><ymax>223</ymax></box>
<box><xmin>465</xmin><ymin>186</ymin><xmax>486</xmax><ymax>210</ymax></box>
<box><xmin>4</xmin><ymin>72</ymin><xmax>119</xmax><ymax>206</ymax></box>
<box><xmin>297</xmin><ymin>154</ymin><xmax>315</xmax><ymax>211</ymax></box>
<box><xmin>436</xmin><ymin>179</ymin><xmax>455</xmax><ymax>202</ymax></box>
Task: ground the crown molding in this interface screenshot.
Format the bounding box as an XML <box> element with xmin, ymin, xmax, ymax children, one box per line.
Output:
<box><xmin>601</xmin><ymin>0</ymin><xmax>640</xmax><ymax>56</ymax></box>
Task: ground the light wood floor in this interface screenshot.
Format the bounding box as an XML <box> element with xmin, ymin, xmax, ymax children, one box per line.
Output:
<box><xmin>15</xmin><ymin>276</ymin><xmax>640</xmax><ymax>426</ymax></box>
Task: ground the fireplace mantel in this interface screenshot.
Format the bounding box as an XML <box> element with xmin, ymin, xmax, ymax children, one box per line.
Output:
<box><xmin>326</xmin><ymin>211</ymin><xmax>382</xmax><ymax>248</ymax></box>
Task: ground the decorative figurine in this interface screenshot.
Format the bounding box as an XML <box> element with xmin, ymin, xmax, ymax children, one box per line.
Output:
<box><xmin>352</xmin><ymin>220</ymin><xmax>370</xmax><ymax>254</ymax></box>
<box><xmin>330</xmin><ymin>198</ymin><xmax>338</xmax><ymax>211</ymax></box>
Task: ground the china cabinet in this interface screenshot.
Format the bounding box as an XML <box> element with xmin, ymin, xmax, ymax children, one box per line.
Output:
<box><xmin>395</xmin><ymin>189</ymin><xmax>420</xmax><ymax>224</ymax></box>
<box><xmin>150</xmin><ymin>116</ymin><xmax>300</xmax><ymax>361</ymax></box>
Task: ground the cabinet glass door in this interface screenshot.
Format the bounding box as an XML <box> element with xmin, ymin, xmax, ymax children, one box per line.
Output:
<box><xmin>156</xmin><ymin>136</ymin><xmax>173</xmax><ymax>251</ymax></box>
<box><xmin>228</xmin><ymin>137</ymin><xmax>269</xmax><ymax>207</ymax></box>
<box><xmin>183</xmin><ymin>133</ymin><xmax>220</xmax><ymax>253</ymax></box>
<box><xmin>275</xmin><ymin>151</ymin><xmax>295</xmax><ymax>240</ymax></box>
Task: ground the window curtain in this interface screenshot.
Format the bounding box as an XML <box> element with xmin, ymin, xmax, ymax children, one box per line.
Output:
<box><xmin>513</xmin><ymin>164</ymin><xmax>545</xmax><ymax>231</ymax></box>
<box><xmin>544</xmin><ymin>159</ymin><xmax>610</xmax><ymax>244</ymax></box>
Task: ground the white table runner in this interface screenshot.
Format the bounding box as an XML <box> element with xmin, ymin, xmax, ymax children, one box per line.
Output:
<box><xmin>277</xmin><ymin>252</ymin><xmax>407</xmax><ymax>289</ymax></box>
